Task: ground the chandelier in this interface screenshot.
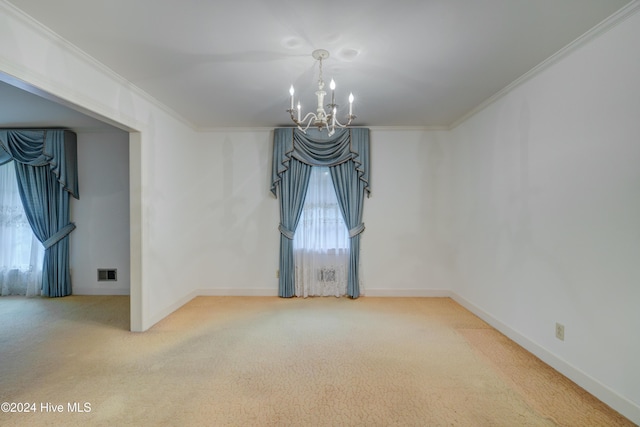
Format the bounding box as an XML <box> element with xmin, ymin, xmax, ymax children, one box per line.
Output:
<box><xmin>287</xmin><ymin>49</ymin><xmax>355</xmax><ymax>136</ymax></box>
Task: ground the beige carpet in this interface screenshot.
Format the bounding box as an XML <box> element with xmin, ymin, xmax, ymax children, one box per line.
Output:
<box><xmin>0</xmin><ymin>296</ymin><xmax>633</xmax><ymax>426</ymax></box>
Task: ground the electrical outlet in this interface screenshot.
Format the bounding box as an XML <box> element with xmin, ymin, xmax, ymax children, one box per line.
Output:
<box><xmin>555</xmin><ymin>322</ymin><xmax>565</xmax><ymax>341</ymax></box>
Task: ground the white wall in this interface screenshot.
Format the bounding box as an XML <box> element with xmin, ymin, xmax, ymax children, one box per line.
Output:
<box><xmin>190</xmin><ymin>129</ymin><xmax>455</xmax><ymax>297</ymax></box>
<box><xmin>0</xmin><ymin>2</ymin><xmax>201</xmax><ymax>331</ymax></box>
<box><xmin>138</xmin><ymin>118</ymin><xmax>202</xmax><ymax>329</ymax></box>
<box><xmin>189</xmin><ymin>130</ymin><xmax>279</xmax><ymax>295</ymax></box>
<box><xmin>70</xmin><ymin>130</ymin><xmax>130</xmax><ymax>295</ymax></box>
<box><xmin>448</xmin><ymin>9</ymin><xmax>640</xmax><ymax>422</ymax></box>
<box><xmin>363</xmin><ymin>129</ymin><xmax>454</xmax><ymax>295</ymax></box>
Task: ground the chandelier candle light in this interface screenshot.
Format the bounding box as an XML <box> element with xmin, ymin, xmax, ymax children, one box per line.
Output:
<box><xmin>287</xmin><ymin>49</ymin><xmax>355</xmax><ymax>136</ymax></box>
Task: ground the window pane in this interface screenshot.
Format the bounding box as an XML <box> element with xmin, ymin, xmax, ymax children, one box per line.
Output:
<box><xmin>0</xmin><ymin>162</ymin><xmax>44</xmax><ymax>296</ymax></box>
<box><xmin>294</xmin><ymin>167</ymin><xmax>349</xmax><ymax>252</ymax></box>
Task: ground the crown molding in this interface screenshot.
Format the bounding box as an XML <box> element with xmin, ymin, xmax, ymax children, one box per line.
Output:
<box><xmin>367</xmin><ymin>125</ymin><xmax>451</xmax><ymax>132</ymax></box>
<box><xmin>4</xmin><ymin>0</ymin><xmax>638</xmax><ymax>134</ymax></box>
<box><xmin>449</xmin><ymin>0</ymin><xmax>640</xmax><ymax>130</ymax></box>
<box><xmin>193</xmin><ymin>125</ymin><xmax>451</xmax><ymax>134</ymax></box>
<box><xmin>1</xmin><ymin>0</ymin><xmax>195</xmax><ymax>132</ymax></box>
<box><xmin>194</xmin><ymin>126</ymin><xmax>276</xmax><ymax>133</ymax></box>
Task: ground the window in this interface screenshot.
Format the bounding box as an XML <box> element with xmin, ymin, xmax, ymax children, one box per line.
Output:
<box><xmin>293</xmin><ymin>166</ymin><xmax>349</xmax><ymax>297</ymax></box>
<box><xmin>0</xmin><ymin>162</ymin><xmax>44</xmax><ymax>296</ymax></box>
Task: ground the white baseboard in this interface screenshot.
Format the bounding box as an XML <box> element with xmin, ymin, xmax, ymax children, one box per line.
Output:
<box><xmin>451</xmin><ymin>292</ymin><xmax>640</xmax><ymax>425</ymax></box>
<box><xmin>144</xmin><ymin>290</ymin><xmax>199</xmax><ymax>331</ymax></box>
<box><xmin>193</xmin><ymin>288</ymin><xmax>451</xmax><ymax>298</ymax></box>
<box><xmin>138</xmin><ymin>288</ymin><xmax>640</xmax><ymax>424</ymax></box>
<box><xmin>144</xmin><ymin>288</ymin><xmax>276</xmax><ymax>330</ymax></box>
<box><xmin>73</xmin><ymin>287</ymin><xmax>130</xmax><ymax>295</ymax></box>
<box><xmin>143</xmin><ymin>288</ymin><xmax>451</xmax><ymax>330</ymax></box>
<box><xmin>138</xmin><ymin>286</ymin><xmax>640</xmax><ymax>423</ymax></box>
<box><xmin>196</xmin><ymin>288</ymin><xmax>279</xmax><ymax>297</ymax></box>
<box><xmin>362</xmin><ymin>288</ymin><xmax>453</xmax><ymax>297</ymax></box>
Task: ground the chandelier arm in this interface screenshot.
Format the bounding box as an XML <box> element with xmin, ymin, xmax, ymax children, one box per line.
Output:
<box><xmin>288</xmin><ymin>109</ymin><xmax>321</xmax><ymax>133</ymax></box>
<box><xmin>301</xmin><ymin>113</ymin><xmax>321</xmax><ymax>133</ymax></box>
<box><xmin>332</xmin><ymin>119</ymin><xmax>345</xmax><ymax>128</ymax></box>
<box><xmin>332</xmin><ymin>114</ymin><xmax>356</xmax><ymax>128</ymax></box>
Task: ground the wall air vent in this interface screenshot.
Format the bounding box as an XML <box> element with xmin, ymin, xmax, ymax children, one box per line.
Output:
<box><xmin>97</xmin><ymin>268</ymin><xmax>117</xmax><ymax>281</ymax></box>
<box><xmin>317</xmin><ymin>268</ymin><xmax>336</xmax><ymax>283</ymax></box>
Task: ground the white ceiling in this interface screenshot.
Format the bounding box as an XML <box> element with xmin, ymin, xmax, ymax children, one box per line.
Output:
<box><xmin>1</xmin><ymin>0</ymin><xmax>633</xmax><ymax>131</ymax></box>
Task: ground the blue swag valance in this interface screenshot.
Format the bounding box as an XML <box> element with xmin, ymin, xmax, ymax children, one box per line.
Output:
<box><xmin>0</xmin><ymin>129</ymin><xmax>79</xmax><ymax>199</ymax></box>
<box><xmin>271</xmin><ymin>127</ymin><xmax>370</xmax><ymax>198</ymax></box>
<box><xmin>271</xmin><ymin>127</ymin><xmax>370</xmax><ymax>298</ymax></box>
<box><xmin>0</xmin><ymin>129</ymin><xmax>79</xmax><ymax>297</ymax></box>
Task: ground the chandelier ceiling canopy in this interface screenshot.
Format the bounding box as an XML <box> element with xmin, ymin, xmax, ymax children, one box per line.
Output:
<box><xmin>287</xmin><ymin>49</ymin><xmax>355</xmax><ymax>136</ymax></box>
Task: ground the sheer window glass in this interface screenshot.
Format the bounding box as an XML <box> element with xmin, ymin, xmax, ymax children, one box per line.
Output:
<box><xmin>293</xmin><ymin>166</ymin><xmax>349</xmax><ymax>297</ymax></box>
<box><xmin>0</xmin><ymin>162</ymin><xmax>44</xmax><ymax>296</ymax></box>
